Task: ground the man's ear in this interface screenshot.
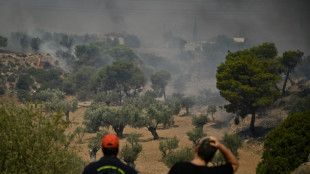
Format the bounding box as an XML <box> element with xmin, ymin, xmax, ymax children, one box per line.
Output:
<box><xmin>194</xmin><ymin>146</ymin><xmax>199</xmax><ymax>153</ymax></box>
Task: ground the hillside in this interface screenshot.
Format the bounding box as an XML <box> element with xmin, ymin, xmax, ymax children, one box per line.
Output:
<box><xmin>1</xmin><ymin>52</ymin><xmax>309</xmax><ymax>174</ymax></box>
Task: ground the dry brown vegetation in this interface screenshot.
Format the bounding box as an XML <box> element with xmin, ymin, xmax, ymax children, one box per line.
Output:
<box><xmin>67</xmin><ymin>104</ymin><xmax>268</xmax><ymax>174</ymax></box>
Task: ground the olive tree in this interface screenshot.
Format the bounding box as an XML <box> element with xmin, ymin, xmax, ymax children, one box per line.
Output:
<box><xmin>119</xmin><ymin>132</ymin><xmax>142</xmax><ymax>168</ymax></box>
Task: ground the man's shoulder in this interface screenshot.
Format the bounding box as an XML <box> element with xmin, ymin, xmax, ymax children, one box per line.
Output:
<box><xmin>82</xmin><ymin>157</ymin><xmax>137</xmax><ymax>174</ymax></box>
<box><xmin>169</xmin><ymin>162</ymin><xmax>233</xmax><ymax>174</ymax></box>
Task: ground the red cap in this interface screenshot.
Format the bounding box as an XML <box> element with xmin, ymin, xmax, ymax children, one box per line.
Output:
<box><xmin>102</xmin><ymin>134</ymin><xmax>119</xmax><ymax>149</ymax></box>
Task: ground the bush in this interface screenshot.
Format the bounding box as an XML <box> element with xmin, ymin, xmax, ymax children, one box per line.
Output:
<box><xmin>256</xmin><ymin>111</ymin><xmax>310</xmax><ymax>174</ymax></box>
<box><xmin>17</xmin><ymin>89</ymin><xmax>30</xmax><ymax>101</ymax></box>
<box><xmin>0</xmin><ymin>101</ymin><xmax>84</xmax><ymax>173</ymax></box>
<box><xmin>162</xmin><ymin>147</ymin><xmax>194</xmax><ymax>168</ymax></box>
<box><xmin>192</xmin><ymin>114</ymin><xmax>208</xmax><ymax>129</ymax></box>
<box><xmin>16</xmin><ymin>74</ymin><xmax>33</xmax><ymax>90</ymax></box>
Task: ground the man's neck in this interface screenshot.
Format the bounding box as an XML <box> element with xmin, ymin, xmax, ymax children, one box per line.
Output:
<box><xmin>191</xmin><ymin>154</ymin><xmax>207</xmax><ymax>166</ymax></box>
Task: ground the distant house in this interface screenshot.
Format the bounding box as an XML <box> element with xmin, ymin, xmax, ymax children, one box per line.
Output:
<box><xmin>100</xmin><ymin>32</ymin><xmax>125</xmax><ymax>45</ymax></box>
<box><xmin>233</xmin><ymin>37</ymin><xmax>245</xmax><ymax>43</ymax></box>
<box><xmin>184</xmin><ymin>41</ymin><xmax>206</xmax><ymax>52</ymax></box>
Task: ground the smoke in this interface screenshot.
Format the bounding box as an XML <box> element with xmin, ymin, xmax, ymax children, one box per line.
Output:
<box><xmin>1</xmin><ymin>0</ymin><xmax>309</xmax><ymax>98</ymax></box>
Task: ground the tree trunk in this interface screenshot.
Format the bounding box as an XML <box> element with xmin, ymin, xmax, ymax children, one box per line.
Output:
<box><xmin>114</xmin><ymin>126</ymin><xmax>124</xmax><ymax>138</ymax></box>
<box><xmin>211</xmin><ymin>114</ymin><xmax>215</xmax><ymax>121</ymax></box>
<box><xmin>148</xmin><ymin>127</ymin><xmax>159</xmax><ymax>140</ymax></box>
<box><xmin>186</xmin><ymin>107</ymin><xmax>189</xmax><ymax>115</ymax></box>
<box><xmin>250</xmin><ymin>112</ymin><xmax>256</xmax><ymax>135</ymax></box>
<box><xmin>163</xmin><ymin>89</ymin><xmax>167</xmax><ymax>101</ymax></box>
<box><xmin>65</xmin><ymin>111</ymin><xmax>69</xmax><ymax>122</ymax></box>
<box><xmin>282</xmin><ymin>71</ymin><xmax>290</xmax><ymax>96</ymax></box>
<box><xmin>89</xmin><ymin>149</ymin><xmax>97</xmax><ymax>162</ymax></box>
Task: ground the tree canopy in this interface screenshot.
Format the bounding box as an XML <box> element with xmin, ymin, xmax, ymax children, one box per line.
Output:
<box><xmin>216</xmin><ymin>43</ymin><xmax>281</xmax><ymax>134</ymax></box>
<box><xmin>0</xmin><ymin>35</ymin><xmax>8</xmax><ymax>47</ymax></box>
<box><xmin>0</xmin><ymin>101</ymin><xmax>84</xmax><ymax>173</ymax></box>
<box><xmin>257</xmin><ymin>111</ymin><xmax>310</xmax><ymax>174</ymax></box>
<box><xmin>91</xmin><ymin>60</ymin><xmax>146</xmax><ymax>100</ymax></box>
<box><xmin>151</xmin><ymin>70</ymin><xmax>171</xmax><ymax>100</ymax></box>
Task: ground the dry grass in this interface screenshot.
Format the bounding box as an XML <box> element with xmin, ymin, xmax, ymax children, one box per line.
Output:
<box><xmin>67</xmin><ymin>105</ymin><xmax>262</xmax><ymax>174</ymax></box>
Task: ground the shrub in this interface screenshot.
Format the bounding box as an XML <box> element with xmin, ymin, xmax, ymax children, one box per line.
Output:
<box><xmin>0</xmin><ymin>101</ymin><xmax>84</xmax><ymax>173</ymax></box>
<box><xmin>256</xmin><ymin>111</ymin><xmax>310</xmax><ymax>174</ymax></box>
<box><xmin>16</xmin><ymin>74</ymin><xmax>33</xmax><ymax>90</ymax></box>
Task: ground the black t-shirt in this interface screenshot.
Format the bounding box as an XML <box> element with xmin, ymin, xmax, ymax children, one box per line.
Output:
<box><xmin>168</xmin><ymin>162</ymin><xmax>233</xmax><ymax>174</ymax></box>
<box><xmin>82</xmin><ymin>156</ymin><xmax>138</xmax><ymax>174</ymax></box>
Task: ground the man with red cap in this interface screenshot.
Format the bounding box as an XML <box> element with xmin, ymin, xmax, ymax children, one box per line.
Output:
<box><xmin>82</xmin><ymin>134</ymin><xmax>138</xmax><ymax>174</ymax></box>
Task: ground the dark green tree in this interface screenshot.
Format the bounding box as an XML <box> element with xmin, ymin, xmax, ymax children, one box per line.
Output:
<box><xmin>0</xmin><ymin>35</ymin><xmax>8</xmax><ymax>47</ymax></box>
<box><xmin>216</xmin><ymin>43</ymin><xmax>281</xmax><ymax>134</ymax></box>
<box><xmin>94</xmin><ymin>60</ymin><xmax>146</xmax><ymax>100</ymax></box>
<box><xmin>280</xmin><ymin>50</ymin><xmax>304</xmax><ymax>96</ymax></box>
<box><xmin>20</xmin><ymin>34</ymin><xmax>29</xmax><ymax>52</ymax></box>
<box><xmin>60</xmin><ymin>34</ymin><xmax>74</xmax><ymax>51</ymax></box>
<box><xmin>180</xmin><ymin>96</ymin><xmax>195</xmax><ymax>115</ymax></box>
<box><xmin>151</xmin><ymin>70</ymin><xmax>171</xmax><ymax>100</ymax></box>
<box><xmin>31</xmin><ymin>37</ymin><xmax>41</xmax><ymax>53</ymax></box>
<box><xmin>257</xmin><ymin>111</ymin><xmax>310</xmax><ymax>174</ymax></box>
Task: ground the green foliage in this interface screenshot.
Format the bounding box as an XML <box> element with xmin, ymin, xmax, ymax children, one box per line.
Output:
<box><xmin>0</xmin><ymin>35</ymin><xmax>8</xmax><ymax>47</ymax></box>
<box><xmin>74</xmin><ymin>126</ymin><xmax>85</xmax><ymax>143</ymax></box>
<box><xmin>0</xmin><ymin>101</ymin><xmax>84</xmax><ymax>174</ymax></box>
<box><xmin>17</xmin><ymin>89</ymin><xmax>31</xmax><ymax>101</ymax></box>
<box><xmin>119</xmin><ymin>132</ymin><xmax>142</xmax><ymax>168</ymax></box>
<box><xmin>93</xmin><ymin>60</ymin><xmax>146</xmax><ymax>99</ymax></box>
<box><xmin>83</xmin><ymin>104</ymin><xmax>141</xmax><ymax>137</ymax></box>
<box><xmin>180</xmin><ymin>97</ymin><xmax>195</xmax><ymax>115</ymax></box>
<box><xmin>142</xmin><ymin>102</ymin><xmax>174</xmax><ymax>139</ymax></box>
<box><xmin>207</xmin><ymin>104</ymin><xmax>217</xmax><ymax>121</ymax></box>
<box><xmin>93</xmin><ymin>91</ymin><xmax>119</xmax><ymax>106</ymax></box>
<box><xmin>222</xmin><ymin>133</ymin><xmax>242</xmax><ymax>157</ymax></box>
<box><xmin>16</xmin><ymin>74</ymin><xmax>34</xmax><ymax>90</ymax></box>
<box><xmin>162</xmin><ymin>147</ymin><xmax>194</xmax><ymax>168</ymax></box>
<box><xmin>212</xmin><ymin>133</ymin><xmax>242</xmax><ymax>166</ymax></box>
<box><xmin>186</xmin><ymin>128</ymin><xmax>206</xmax><ymax>146</ymax></box>
<box><xmin>216</xmin><ymin>43</ymin><xmax>281</xmax><ymax>133</ymax></box>
<box><xmin>257</xmin><ymin>111</ymin><xmax>310</xmax><ymax>174</ymax></box>
<box><xmin>35</xmin><ymin>88</ymin><xmax>77</xmax><ymax>121</ymax></box>
<box><xmin>280</xmin><ymin>50</ymin><xmax>304</xmax><ymax>95</ymax></box>
<box><xmin>192</xmin><ymin>114</ymin><xmax>208</xmax><ymax>129</ymax></box>
<box><xmin>60</xmin><ymin>34</ymin><xmax>74</xmax><ymax>51</ymax></box>
<box><xmin>159</xmin><ymin>137</ymin><xmax>194</xmax><ymax>168</ymax></box>
<box><xmin>151</xmin><ymin>70</ymin><xmax>171</xmax><ymax>100</ymax></box>
<box><xmin>73</xmin><ymin>41</ymin><xmax>141</xmax><ymax>71</ymax></box>
<box><xmin>159</xmin><ymin>136</ymin><xmax>180</xmax><ymax>157</ymax></box>
<box><xmin>289</xmin><ymin>95</ymin><xmax>310</xmax><ymax>113</ymax></box>
<box><xmin>88</xmin><ymin>130</ymin><xmax>109</xmax><ymax>153</ymax></box>
<box><xmin>28</xmin><ymin>68</ymin><xmax>63</xmax><ymax>90</ymax></box>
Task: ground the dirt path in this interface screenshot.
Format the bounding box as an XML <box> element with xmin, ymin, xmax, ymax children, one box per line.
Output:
<box><xmin>68</xmin><ymin>106</ymin><xmax>261</xmax><ymax>174</ymax></box>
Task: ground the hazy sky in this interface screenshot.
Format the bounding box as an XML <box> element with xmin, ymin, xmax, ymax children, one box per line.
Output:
<box><xmin>0</xmin><ymin>0</ymin><xmax>309</xmax><ymax>54</ymax></box>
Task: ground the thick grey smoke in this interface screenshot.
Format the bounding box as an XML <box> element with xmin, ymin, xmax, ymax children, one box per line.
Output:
<box><xmin>0</xmin><ymin>0</ymin><xmax>309</xmax><ymax>96</ymax></box>
<box><xmin>1</xmin><ymin>0</ymin><xmax>309</xmax><ymax>53</ymax></box>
